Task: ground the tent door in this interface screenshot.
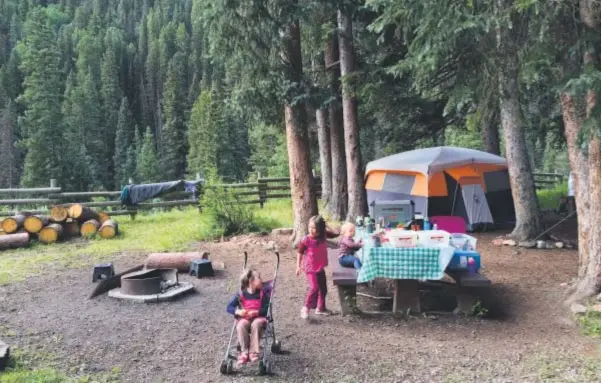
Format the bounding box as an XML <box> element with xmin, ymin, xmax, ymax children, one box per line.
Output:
<box><xmin>460</xmin><ymin>182</ymin><xmax>493</xmax><ymax>226</ymax></box>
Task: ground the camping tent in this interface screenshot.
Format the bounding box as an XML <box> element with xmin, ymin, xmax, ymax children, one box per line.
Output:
<box><xmin>364</xmin><ymin>146</ymin><xmax>515</xmax><ymax>231</ymax></box>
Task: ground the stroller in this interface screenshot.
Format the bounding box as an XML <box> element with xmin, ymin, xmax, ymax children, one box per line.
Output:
<box><xmin>219</xmin><ymin>251</ymin><xmax>282</xmax><ymax>375</ymax></box>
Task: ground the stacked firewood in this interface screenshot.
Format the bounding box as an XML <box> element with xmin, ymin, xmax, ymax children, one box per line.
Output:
<box><xmin>0</xmin><ymin>204</ymin><xmax>119</xmax><ymax>249</ymax></box>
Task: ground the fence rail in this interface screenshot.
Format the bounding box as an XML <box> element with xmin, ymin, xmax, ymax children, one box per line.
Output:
<box><xmin>533</xmin><ymin>172</ymin><xmax>565</xmax><ymax>189</ymax></box>
<box><xmin>0</xmin><ymin>177</ymin><xmax>322</xmax><ymax>218</ymax></box>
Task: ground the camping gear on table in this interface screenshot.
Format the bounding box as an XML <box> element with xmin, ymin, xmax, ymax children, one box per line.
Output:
<box><xmin>388</xmin><ymin>229</ymin><xmax>419</xmax><ymax>248</ymax></box>
<box><xmin>364</xmin><ymin>146</ymin><xmax>515</xmax><ymax>232</ymax></box>
<box><xmin>449</xmin><ymin>233</ymin><xmax>477</xmax><ymax>251</ymax></box>
<box><xmin>369</xmin><ymin>199</ymin><xmax>415</xmax><ymax>228</ymax></box>
<box><xmin>417</xmin><ymin>230</ymin><xmax>451</xmax><ymax>248</ymax></box>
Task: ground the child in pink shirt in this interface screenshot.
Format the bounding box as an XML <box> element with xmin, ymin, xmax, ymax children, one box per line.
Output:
<box><xmin>296</xmin><ymin>215</ymin><xmax>339</xmax><ymax>320</ymax></box>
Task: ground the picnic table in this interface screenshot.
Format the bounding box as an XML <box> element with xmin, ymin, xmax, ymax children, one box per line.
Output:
<box><xmin>355</xmin><ymin>230</ymin><xmax>454</xmax><ymax>313</ymax></box>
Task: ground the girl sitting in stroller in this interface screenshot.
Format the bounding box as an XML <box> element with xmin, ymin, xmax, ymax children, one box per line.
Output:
<box><xmin>226</xmin><ymin>269</ymin><xmax>270</xmax><ymax>365</ymax></box>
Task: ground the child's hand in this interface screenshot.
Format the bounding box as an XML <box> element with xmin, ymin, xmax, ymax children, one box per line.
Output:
<box><xmin>247</xmin><ymin>310</ymin><xmax>259</xmax><ymax>318</ymax></box>
<box><xmin>295</xmin><ymin>265</ymin><xmax>301</xmax><ymax>276</ymax></box>
<box><xmin>235</xmin><ymin>309</ymin><xmax>246</xmax><ymax>317</ymax></box>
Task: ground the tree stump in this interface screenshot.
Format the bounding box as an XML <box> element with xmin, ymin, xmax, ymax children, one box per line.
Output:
<box><xmin>38</xmin><ymin>224</ymin><xmax>64</xmax><ymax>244</ymax></box>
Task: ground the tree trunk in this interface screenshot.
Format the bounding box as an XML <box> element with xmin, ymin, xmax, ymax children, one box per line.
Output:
<box><xmin>38</xmin><ymin>223</ymin><xmax>64</xmax><ymax>244</ymax></box>
<box><xmin>68</xmin><ymin>204</ymin><xmax>100</xmax><ymax>222</ymax></box>
<box><xmin>561</xmin><ymin>40</ymin><xmax>601</xmax><ymax>300</ymax></box>
<box><xmin>325</xmin><ymin>28</ymin><xmax>348</xmax><ymax>221</ymax></box>
<box><xmin>50</xmin><ymin>205</ymin><xmax>69</xmax><ymax>223</ymax></box>
<box><xmin>316</xmin><ymin>108</ymin><xmax>332</xmax><ymax>209</ymax></box>
<box><xmin>23</xmin><ymin>215</ymin><xmax>49</xmax><ymax>234</ymax></box>
<box><xmin>283</xmin><ymin>21</ymin><xmax>319</xmax><ymax>245</ymax></box>
<box><xmin>495</xmin><ymin>2</ymin><xmax>542</xmax><ymax>240</ymax></box>
<box><xmin>64</xmin><ymin>219</ymin><xmax>81</xmax><ymax>237</ymax></box>
<box><xmin>99</xmin><ymin>219</ymin><xmax>119</xmax><ymax>239</ymax></box>
<box><xmin>1</xmin><ymin>213</ymin><xmax>28</xmax><ymax>234</ymax></box>
<box><xmin>480</xmin><ymin>102</ymin><xmax>500</xmax><ymax>155</ymax></box>
<box><xmin>81</xmin><ymin>219</ymin><xmax>101</xmax><ymax>236</ymax></box>
<box><xmin>0</xmin><ymin>232</ymin><xmax>29</xmax><ymax>250</ymax></box>
<box><xmin>338</xmin><ymin>8</ymin><xmax>367</xmax><ymax>221</ymax></box>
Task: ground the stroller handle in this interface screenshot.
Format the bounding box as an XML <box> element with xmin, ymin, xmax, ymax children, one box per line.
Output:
<box><xmin>243</xmin><ymin>251</ymin><xmax>248</xmax><ymax>270</ymax></box>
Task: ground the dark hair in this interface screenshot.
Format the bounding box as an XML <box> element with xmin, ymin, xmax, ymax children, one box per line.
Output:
<box><xmin>240</xmin><ymin>269</ymin><xmax>259</xmax><ymax>290</ymax></box>
<box><xmin>308</xmin><ymin>215</ymin><xmax>326</xmax><ymax>239</ymax></box>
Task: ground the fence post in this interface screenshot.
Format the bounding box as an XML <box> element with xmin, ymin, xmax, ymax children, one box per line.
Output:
<box><xmin>49</xmin><ymin>179</ymin><xmax>60</xmax><ymax>206</ymax></box>
<box><xmin>258</xmin><ymin>178</ymin><xmax>267</xmax><ymax>208</ymax></box>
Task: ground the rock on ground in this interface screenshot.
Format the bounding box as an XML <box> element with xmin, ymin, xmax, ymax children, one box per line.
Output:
<box><xmin>502</xmin><ymin>239</ymin><xmax>517</xmax><ymax>246</ymax></box>
<box><xmin>570</xmin><ymin>303</ymin><xmax>588</xmax><ymax>315</ymax></box>
<box><xmin>518</xmin><ymin>241</ymin><xmax>536</xmax><ymax>248</ymax></box>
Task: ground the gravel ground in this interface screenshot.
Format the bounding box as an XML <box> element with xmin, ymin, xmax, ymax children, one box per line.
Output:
<box><xmin>0</xmin><ymin>232</ymin><xmax>599</xmax><ymax>382</ymax></box>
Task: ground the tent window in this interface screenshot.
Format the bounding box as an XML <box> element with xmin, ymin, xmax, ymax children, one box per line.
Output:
<box><xmin>484</xmin><ymin>170</ymin><xmax>511</xmax><ymax>192</ymax></box>
<box><xmin>382</xmin><ymin>173</ymin><xmax>415</xmax><ymax>194</ymax></box>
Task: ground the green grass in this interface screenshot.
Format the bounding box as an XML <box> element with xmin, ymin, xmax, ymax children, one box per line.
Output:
<box><xmin>577</xmin><ymin>309</ymin><xmax>601</xmax><ymax>337</ymax></box>
<box><xmin>537</xmin><ymin>183</ymin><xmax>568</xmax><ymax>210</ymax></box>
<box><xmin>0</xmin><ymin>202</ymin><xmax>294</xmax><ymax>285</ymax></box>
<box><xmin>1</xmin><ymin>348</ymin><xmax>120</xmax><ymax>383</ymax></box>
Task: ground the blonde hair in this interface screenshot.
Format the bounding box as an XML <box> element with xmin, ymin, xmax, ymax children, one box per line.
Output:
<box><xmin>341</xmin><ymin>221</ymin><xmax>355</xmax><ymax>236</ymax></box>
<box><xmin>240</xmin><ymin>269</ymin><xmax>259</xmax><ymax>290</ymax></box>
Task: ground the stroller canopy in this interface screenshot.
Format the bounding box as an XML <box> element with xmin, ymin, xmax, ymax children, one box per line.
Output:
<box><xmin>365</xmin><ymin>146</ymin><xmax>515</xmax><ymax>230</ymax></box>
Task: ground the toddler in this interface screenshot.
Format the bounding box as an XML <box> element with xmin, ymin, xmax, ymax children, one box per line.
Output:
<box><xmin>338</xmin><ymin>222</ymin><xmax>363</xmax><ymax>269</ymax></box>
<box><xmin>226</xmin><ymin>269</ymin><xmax>269</xmax><ymax>365</ymax></box>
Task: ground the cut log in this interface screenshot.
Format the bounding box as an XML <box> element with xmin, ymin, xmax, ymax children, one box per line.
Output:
<box><xmin>1</xmin><ymin>214</ymin><xmax>28</xmax><ymax>234</ymax></box>
<box><xmin>99</xmin><ymin>220</ymin><xmax>119</xmax><ymax>239</ymax></box>
<box><xmin>50</xmin><ymin>205</ymin><xmax>69</xmax><ymax>223</ymax></box>
<box><xmin>23</xmin><ymin>215</ymin><xmax>50</xmax><ymax>234</ymax></box>
<box><xmin>64</xmin><ymin>219</ymin><xmax>81</xmax><ymax>237</ymax></box>
<box><xmin>0</xmin><ymin>232</ymin><xmax>30</xmax><ymax>250</ymax></box>
<box><xmin>98</xmin><ymin>211</ymin><xmax>111</xmax><ymax>224</ymax></box>
<box><xmin>80</xmin><ymin>219</ymin><xmax>100</xmax><ymax>236</ymax></box>
<box><xmin>38</xmin><ymin>224</ymin><xmax>64</xmax><ymax>244</ymax></box>
<box><xmin>145</xmin><ymin>252</ymin><xmax>210</xmax><ymax>272</ymax></box>
<box><xmin>68</xmin><ymin>204</ymin><xmax>100</xmax><ymax>222</ymax></box>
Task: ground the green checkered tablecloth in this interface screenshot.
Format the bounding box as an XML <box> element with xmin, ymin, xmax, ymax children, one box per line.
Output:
<box><xmin>355</xmin><ymin>233</ymin><xmax>454</xmax><ymax>283</ymax></box>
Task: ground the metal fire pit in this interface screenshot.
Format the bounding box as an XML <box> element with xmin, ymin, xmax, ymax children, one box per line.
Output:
<box><xmin>108</xmin><ymin>268</ymin><xmax>194</xmax><ymax>303</ymax></box>
<box><xmin>121</xmin><ymin>268</ymin><xmax>178</xmax><ymax>295</ymax></box>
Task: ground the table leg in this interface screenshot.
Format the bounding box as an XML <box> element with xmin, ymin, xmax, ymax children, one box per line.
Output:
<box><xmin>392</xmin><ymin>279</ymin><xmax>421</xmax><ymax>314</ymax></box>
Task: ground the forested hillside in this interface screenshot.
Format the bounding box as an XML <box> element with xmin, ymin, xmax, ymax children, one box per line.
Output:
<box><xmin>0</xmin><ymin>0</ymin><xmax>597</xmax><ymax>191</ymax></box>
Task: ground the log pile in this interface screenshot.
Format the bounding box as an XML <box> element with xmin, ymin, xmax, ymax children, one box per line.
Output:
<box><xmin>0</xmin><ymin>204</ymin><xmax>120</xmax><ymax>250</ymax></box>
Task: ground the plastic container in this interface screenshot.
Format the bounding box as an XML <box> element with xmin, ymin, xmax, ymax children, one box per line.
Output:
<box><xmin>448</xmin><ymin>250</ymin><xmax>481</xmax><ymax>271</ymax></box>
<box><xmin>388</xmin><ymin>229</ymin><xmax>419</xmax><ymax>248</ymax></box>
<box><xmin>449</xmin><ymin>233</ymin><xmax>478</xmax><ymax>251</ymax></box>
<box><xmin>417</xmin><ymin>230</ymin><xmax>451</xmax><ymax>248</ymax></box>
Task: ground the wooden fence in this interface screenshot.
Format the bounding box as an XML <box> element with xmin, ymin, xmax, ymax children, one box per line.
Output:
<box><xmin>0</xmin><ymin>177</ymin><xmax>322</xmax><ymax>219</ymax></box>
<box><xmin>533</xmin><ymin>172</ymin><xmax>565</xmax><ymax>189</ymax></box>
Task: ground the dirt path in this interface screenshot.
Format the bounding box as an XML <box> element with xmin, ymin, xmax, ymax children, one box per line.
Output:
<box><xmin>0</xmin><ymin>232</ymin><xmax>599</xmax><ymax>382</ymax></box>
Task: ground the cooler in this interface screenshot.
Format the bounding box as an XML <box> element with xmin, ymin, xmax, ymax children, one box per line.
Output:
<box><xmin>417</xmin><ymin>230</ymin><xmax>451</xmax><ymax>248</ymax></box>
<box><xmin>448</xmin><ymin>250</ymin><xmax>481</xmax><ymax>271</ymax></box>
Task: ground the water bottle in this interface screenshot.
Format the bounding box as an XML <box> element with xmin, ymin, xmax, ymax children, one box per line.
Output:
<box><xmin>462</xmin><ymin>239</ymin><xmax>469</xmax><ymax>251</ymax></box>
<box><xmin>423</xmin><ymin>217</ymin><xmax>431</xmax><ymax>231</ymax></box>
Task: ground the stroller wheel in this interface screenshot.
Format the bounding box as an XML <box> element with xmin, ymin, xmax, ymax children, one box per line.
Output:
<box><xmin>271</xmin><ymin>340</ymin><xmax>282</xmax><ymax>354</ymax></box>
<box><xmin>219</xmin><ymin>360</ymin><xmax>228</xmax><ymax>374</ymax></box>
<box><xmin>259</xmin><ymin>360</ymin><xmax>270</xmax><ymax>375</ymax></box>
<box><xmin>226</xmin><ymin>359</ymin><xmax>234</xmax><ymax>374</ymax></box>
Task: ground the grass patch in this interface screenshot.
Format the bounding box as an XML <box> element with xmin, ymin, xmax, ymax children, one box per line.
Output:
<box><xmin>537</xmin><ymin>183</ymin><xmax>568</xmax><ymax>210</ymax></box>
<box><xmin>526</xmin><ymin>353</ymin><xmax>601</xmax><ymax>382</ymax></box>
<box><xmin>0</xmin><ymin>203</ymin><xmax>294</xmax><ymax>285</ymax></box>
<box><xmin>1</xmin><ymin>348</ymin><xmax>119</xmax><ymax>383</ymax></box>
<box><xmin>576</xmin><ymin>309</ymin><xmax>601</xmax><ymax>337</ymax></box>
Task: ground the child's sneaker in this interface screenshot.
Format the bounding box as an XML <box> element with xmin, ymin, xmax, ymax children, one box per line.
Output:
<box><xmin>315</xmin><ymin>308</ymin><xmax>332</xmax><ymax>316</ymax></box>
<box><xmin>300</xmin><ymin>306</ymin><xmax>309</xmax><ymax>319</ymax></box>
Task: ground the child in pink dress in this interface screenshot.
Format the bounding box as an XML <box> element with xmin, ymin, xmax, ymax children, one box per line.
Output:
<box><xmin>296</xmin><ymin>215</ymin><xmax>339</xmax><ymax>319</ymax></box>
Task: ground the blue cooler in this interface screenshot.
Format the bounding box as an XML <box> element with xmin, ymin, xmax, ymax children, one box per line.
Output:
<box><xmin>448</xmin><ymin>250</ymin><xmax>481</xmax><ymax>271</ymax></box>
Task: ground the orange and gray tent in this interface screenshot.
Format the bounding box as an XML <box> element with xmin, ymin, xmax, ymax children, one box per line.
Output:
<box><xmin>365</xmin><ymin>146</ymin><xmax>515</xmax><ymax>230</ymax></box>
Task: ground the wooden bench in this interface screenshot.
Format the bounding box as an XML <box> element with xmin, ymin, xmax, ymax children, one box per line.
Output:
<box><xmin>328</xmin><ymin>249</ymin><xmax>360</xmax><ymax>315</ymax></box>
<box><xmin>447</xmin><ymin>270</ymin><xmax>492</xmax><ymax>315</ymax></box>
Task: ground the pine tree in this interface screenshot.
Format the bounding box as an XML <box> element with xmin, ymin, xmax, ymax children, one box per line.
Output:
<box><xmin>187</xmin><ymin>90</ymin><xmax>217</xmax><ymax>177</ymax></box>
<box><xmin>18</xmin><ymin>7</ymin><xmax>65</xmax><ymax>187</ymax></box>
<box><xmin>137</xmin><ymin>126</ymin><xmax>160</xmax><ymax>183</ymax></box>
<box><xmin>161</xmin><ymin>52</ymin><xmax>188</xmax><ymax>180</ymax></box>
<box><xmin>124</xmin><ymin>144</ymin><xmax>137</xmax><ymax>184</ymax></box>
<box><xmin>113</xmin><ymin>97</ymin><xmax>134</xmax><ymax>188</ymax></box>
<box><xmin>80</xmin><ymin>68</ymin><xmax>108</xmax><ymax>188</ymax></box>
<box><xmin>101</xmin><ymin>45</ymin><xmax>123</xmax><ymax>182</ymax></box>
<box><xmin>0</xmin><ymin>100</ymin><xmax>20</xmax><ymax>188</ymax></box>
<box><xmin>62</xmin><ymin>71</ymin><xmax>92</xmax><ymax>191</ymax></box>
